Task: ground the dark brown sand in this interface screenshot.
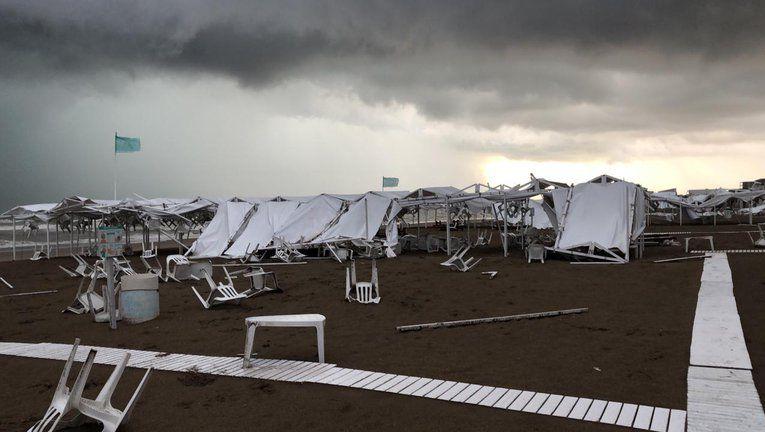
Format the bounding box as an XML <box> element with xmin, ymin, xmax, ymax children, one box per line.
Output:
<box><xmin>729</xmin><ymin>254</ymin><xmax>765</xmax><ymax>407</ymax></box>
<box><xmin>0</xmin><ymin>225</ymin><xmax>759</xmax><ymax>431</ymax></box>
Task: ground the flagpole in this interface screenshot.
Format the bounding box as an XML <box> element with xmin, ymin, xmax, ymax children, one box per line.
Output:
<box><xmin>114</xmin><ymin>132</ymin><xmax>117</xmax><ymax>200</ymax></box>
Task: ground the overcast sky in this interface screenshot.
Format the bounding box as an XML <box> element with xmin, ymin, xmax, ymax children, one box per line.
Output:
<box><xmin>2</xmin><ymin>1</ymin><xmax>765</xmax><ymax>209</ymax></box>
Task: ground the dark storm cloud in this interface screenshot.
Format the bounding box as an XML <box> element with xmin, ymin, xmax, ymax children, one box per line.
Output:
<box><xmin>2</xmin><ymin>1</ymin><xmax>765</xmax><ymax>146</ymax></box>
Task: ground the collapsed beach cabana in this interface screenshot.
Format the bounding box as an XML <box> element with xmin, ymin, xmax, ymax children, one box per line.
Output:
<box><xmin>188</xmin><ymin>200</ymin><xmax>255</xmax><ymax>258</ymax></box>
<box><xmin>224</xmin><ymin>200</ymin><xmax>302</xmax><ymax>258</ymax></box>
<box><xmin>313</xmin><ymin>192</ymin><xmax>402</xmax><ymax>247</ymax></box>
<box><xmin>549</xmin><ymin>180</ymin><xmax>647</xmax><ymax>262</ymax></box>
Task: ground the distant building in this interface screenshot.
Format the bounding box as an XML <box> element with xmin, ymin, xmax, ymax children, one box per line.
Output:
<box><xmin>742</xmin><ymin>178</ymin><xmax>765</xmax><ymax>190</ymax></box>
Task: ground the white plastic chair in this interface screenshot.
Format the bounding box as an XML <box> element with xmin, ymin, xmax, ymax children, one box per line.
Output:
<box><xmin>273</xmin><ymin>239</ymin><xmax>306</xmax><ymax>263</ymax></box>
<box><xmin>191</xmin><ymin>269</ymin><xmax>248</xmax><ymax>309</ymax></box>
<box><xmin>526</xmin><ymin>243</ymin><xmax>546</xmax><ymax>263</ymax></box>
<box><xmin>474</xmin><ymin>230</ymin><xmax>493</xmax><ymax>247</ymax></box>
<box><xmin>166</xmin><ymin>255</ymin><xmax>197</xmax><ymax>281</ymax></box>
<box><xmin>440</xmin><ymin>246</ymin><xmax>482</xmax><ymax>272</ymax></box>
<box><xmin>345</xmin><ymin>259</ymin><xmax>381</xmax><ymax>304</ymax></box>
<box><xmin>74</xmin><ymin>353</ymin><xmax>152</xmax><ymax>432</ymax></box>
<box><xmin>27</xmin><ymin>340</ymin><xmax>95</xmax><ymax>432</ymax></box>
<box><xmin>140</xmin><ymin>247</ymin><xmax>166</xmax><ymax>281</ymax></box>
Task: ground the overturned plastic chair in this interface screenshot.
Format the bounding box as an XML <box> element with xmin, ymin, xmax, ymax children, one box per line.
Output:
<box><xmin>140</xmin><ymin>247</ymin><xmax>166</xmax><ymax>281</ymax></box>
<box><xmin>440</xmin><ymin>246</ymin><xmax>482</xmax><ymax>272</ymax></box>
<box><xmin>166</xmin><ymin>255</ymin><xmax>197</xmax><ymax>282</ymax></box>
<box><xmin>74</xmin><ymin>352</ymin><xmax>152</xmax><ymax>432</ymax></box>
<box><xmin>191</xmin><ymin>269</ymin><xmax>248</xmax><ymax>309</ymax></box>
<box><xmin>474</xmin><ymin>230</ymin><xmax>493</xmax><ymax>247</ymax></box>
<box><xmin>28</xmin><ymin>339</ymin><xmax>95</xmax><ymax>432</ymax></box>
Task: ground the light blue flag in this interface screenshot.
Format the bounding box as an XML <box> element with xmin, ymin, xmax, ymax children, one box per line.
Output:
<box><xmin>382</xmin><ymin>177</ymin><xmax>399</xmax><ymax>188</ymax></box>
<box><xmin>115</xmin><ymin>134</ymin><xmax>141</xmax><ymax>153</ymax></box>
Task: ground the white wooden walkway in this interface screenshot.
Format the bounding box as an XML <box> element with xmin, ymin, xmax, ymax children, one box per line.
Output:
<box><xmin>691</xmin><ymin>249</ymin><xmax>765</xmax><ymax>254</ymax></box>
<box><xmin>0</xmin><ymin>341</ymin><xmax>686</xmax><ymax>431</ymax></box>
<box><xmin>687</xmin><ymin>253</ymin><xmax>765</xmax><ymax>431</ymax></box>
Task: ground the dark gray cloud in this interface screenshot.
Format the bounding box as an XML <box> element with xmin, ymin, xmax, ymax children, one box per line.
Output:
<box><xmin>2</xmin><ymin>1</ymin><xmax>765</xmax><ymax>210</ymax></box>
<box><xmin>3</xmin><ymin>0</ymin><xmax>765</xmax><ymax>133</ymax></box>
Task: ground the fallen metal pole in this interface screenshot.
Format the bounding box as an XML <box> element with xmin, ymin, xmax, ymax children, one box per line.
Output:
<box><xmin>653</xmin><ymin>255</ymin><xmax>712</xmax><ymax>263</ymax></box>
<box><xmin>0</xmin><ymin>290</ymin><xmax>57</xmax><ymax>298</ymax></box>
<box><xmin>0</xmin><ymin>276</ymin><xmax>13</xmax><ymax>289</ymax></box>
<box><xmin>396</xmin><ymin>307</ymin><xmax>588</xmax><ymax>332</ymax></box>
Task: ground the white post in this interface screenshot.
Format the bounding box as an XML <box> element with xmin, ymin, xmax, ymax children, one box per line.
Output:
<box><xmin>46</xmin><ymin>221</ymin><xmax>50</xmax><ymax>257</ymax></box>
<box><xmin>679</xmin><ymin>204</ymin><xmax>683</xmax><ymax>226</ymax></box>
<box><xmin>364</xmin><ymin>197</ymin><xmax>370</xmax><ymax>240</ymax></box>
<box><xmin>11</xmin><ymin>216</ymin><xmax>16</xmax><ymax>261</ymax></box>
<box><xmin>445</xmin><ymin>197</ymin><xmax>451</xmax><ymax>255</ymax></box>
<box><xmin>502</xmin><ymin>197</ymin><xmax>508</xmax><ymax>257</ymax></box>
<box><xmin>416</xmin><ymin>206</ymin><xmax>421</xmax><ymax>239</ymax></box>
<box><xmin>55</xmin><ymin>222</ymin><xmax>59</xmax><ymax>258</ymax></box>
<box><xmin>104</xmin><ymin>257</ymin><xmax>117</xmax><ymax>330</ymax></box>
<box><xmin>750</xmin><ymin>200</ymin><xmax>753</xmax><ymax>225</ymax></box>
<box><xmin>114</xmin><ymin>133</ymin><xmax>118</xmax><ymax>200</ymax></box>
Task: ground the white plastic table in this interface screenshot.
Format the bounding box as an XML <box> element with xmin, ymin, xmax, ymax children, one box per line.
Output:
<box><xmin>243</xmin><ymin>314</ymin><xmax>326</xmax><ymax>367</ymax></box>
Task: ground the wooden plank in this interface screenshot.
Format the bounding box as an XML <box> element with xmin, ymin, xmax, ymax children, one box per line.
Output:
<box><xmin>331</xmin><ymin>370</ymin><xmax>370</xmax><ymax>386</ymax></box>
<box><xmin>310</xmin><ymin>367</ymin><xmax>350</xmax><ymax>384</ymax></box>
<box><xmin>375</xmin><ymin>375</ymin><xmax>409</xmax><ymax>392</ymax></box>
<box><xmin>399</xmin><ymin>377</ymin><xmax>432</xmax><ymax>396</ymax></box>
<box><xmin>350</xmin><ymin>372</ymin><xmax>387</xmax><ymax>388</ymax></box>
<box><xmin>337</xmin><ymin>371</ymin><xmax>372</xmax><ymax>387</ymax></box>
<box><xmin>616</xmin><ymin>403</ymin><xmax>638</xmax><ymax>427</ymax></box>
<box><xmin>667</xmin><ymin>409</ymin><xmax>686</xmax><ymax>432</ymax></box>
<box><xmin>412</xmin><ymin>379</ymin><xmax>445</xmax><ymax>397</ymax></box>
<box><xmin>650</xmin><ymin>407</ymin><xmax>669</xmax><ymax>431</ymax></box>
<box><xmin>538</xmin><ymin>394</ymin><xmax>564</xmax><ymax>415</ymax></box>
<box><xmin>424</xmin><ymin>381</ymin><xmax>457</xmax><ymax>399</ymax></box>
<box><xmin>493</xmin><ymin>389</ymin><xmax>521</xmax><ymax>409</ymax></box>
<box><xmin>396</xmin><ymin>308</ymin><xmax>588</xmax><ymax>332</ymax></box>
<box><xmin>451</xmin><ymin>384</ymin><xmax>482</xmax><ymax>403</ymax></box>
<box><xmin>583</xmin><ymin>399</ymin><xmax>608</xmax><ymax>422</ymax></box>
<box><xmin>568</xmin><ymin>398</ymin><xmax>600</xmax><ymax>421</ymax></box>
<box><xmin>386</xmin><ymin>376</ymin><xmax>421</xmax><ymax>393</ymax></box>
<box><xmin>688</xmin><ymin>366</ymin><xmax>765</xmax><ymax>432</ymax></box>
<box><xmin>633</xmin><ymin>405</ymin><xmax>655</xmax><ymax>430</ymax></box>
<box><xmin>600</xmin><ymin>401</ymin><xmax>623</xmax><ymax>424</ymax></box>
<box><xmin>553</xmin><ymin>396</ymin><xmax>579</xmax><ymax>418</ymax></box>
<box><xmin>437</xmin><ymin>382</ymin><xmax>469</xmax><ymax>401</ymax></box>
<box><xmin>522</xmin><ymin>393</ymin><xmax>550</xmax><ymax>413</ymax></box>
<box><xmin>508</xmin><ymin>391</ymin><xmax>536</xmax><ymax>411</ymax></box>
<box><xmin>362</xmin><ymin>374</ymin><xmax>397</xmax><ymax>390</ymax></box>
<box><xmin>479</xmin><ymin>388</ymin><xmax>510</xmax><ymax>407</ymax></box>
<box><xmin>287</xmin><ymin>364</ymin><xmax>336</xmax><ymax>382</ymax></box>
<box><xmin>465</xmin><ymin>386</ymin><xmax>495</xmax><ymax>404</ymax></box>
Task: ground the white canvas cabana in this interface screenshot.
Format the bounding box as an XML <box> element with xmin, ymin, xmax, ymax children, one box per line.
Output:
<box><xmin>224</xmin><ymin>200</ymin><xmax>301</xmax><ymax>257</ymax></box>
<box><xmin>272</xmin><ymin>194</ymin><xmax>346</xmax><ymax>244</ymax></box>
<box><xmin>313</xmin><ymin>192</ymin><xmax>402</xmax><ymax>244</ymax></box>
<box><xmin>188</xmin><ymin>201</ymin><xmax>254</xmax><ymax>258</ymax></box>
<box><xmin>551</xmin><ymin>181</ymin><xmax>646</xmax><ymax>262</ymax></box>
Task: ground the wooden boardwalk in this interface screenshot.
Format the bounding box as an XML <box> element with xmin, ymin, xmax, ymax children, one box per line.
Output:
<box><xmin>687</xmin><ymin>253</ymin><xmax>765</xmax><ymax>431</ymax></box>
<box><xmin>0</xmin><ymin>341</ymin><xmax>685</xmax><ymax>431</ymax></box>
